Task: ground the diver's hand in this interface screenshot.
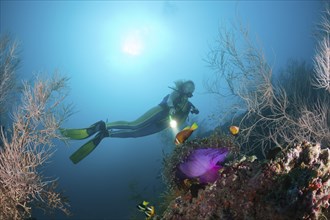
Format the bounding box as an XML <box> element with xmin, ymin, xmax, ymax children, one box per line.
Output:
<box><xmin>191</xmin><ymin>108</ymin><xmax>199</xmax><ymax>114</ymax></box>
<box><xmin>169</xmin><ymin>107</ymin><xmax>176</xmax><ymax>116</ymax></box>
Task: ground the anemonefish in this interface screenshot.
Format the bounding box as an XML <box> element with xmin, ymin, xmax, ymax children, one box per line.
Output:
<box><xmin>175</xmin><ymin>122</ymin><xmax>198</xmax><ymax>145</ymax></box>
<box><xmin>229</xmin><ymin>125</ymin><xmax>239</xmax><ymax>135</ymax></box>
<box><xmin>137</xmin><ymin>201</ymin><xmax>155</xmax><ymax>220</ymax></box>
<box><xmin>144</xmin><ymin>206</ymin><xmax>155</xmax><ymax>219</ymax></box>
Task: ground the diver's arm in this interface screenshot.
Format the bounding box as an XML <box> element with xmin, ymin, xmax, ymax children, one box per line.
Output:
<box><xmin>167</xmin><ymin>91</ymin><xmax>179</xmax><ymax>108</ymax></box>
<box><xmin>167</xmin><ymin>91</ymin><xmax>179</xmax><ymax>115</ymax></box>
<box><xmin>190</xmin><ymin>102</ymin><xmax>199</xmax><ymax>114</ymax></box>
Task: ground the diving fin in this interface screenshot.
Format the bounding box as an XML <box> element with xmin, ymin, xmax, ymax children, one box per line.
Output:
<box><xmin>69</xmin><ymin>129</ymin><xmax>109</xmax><ymax>164</ymax></box>
<box><xmin>60</xmin><ymin>120</ymin><xmax>106</xmax><ymax>140</ymax></box>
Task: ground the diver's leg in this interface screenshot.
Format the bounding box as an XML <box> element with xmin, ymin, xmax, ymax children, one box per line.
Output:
<box><xmin>109</xmin><ymin>122</ymin><xmax>167</xmax><ymax>138</ymax></box>
<box><xmin>108</xmin><ymin>109</ymin><xmax>169</xmax><ymax>138</ymax></box>
<box><xmin>106</xmin><ymin>105</ymin><xmax>166</xmax><ymax>130</ymax></box>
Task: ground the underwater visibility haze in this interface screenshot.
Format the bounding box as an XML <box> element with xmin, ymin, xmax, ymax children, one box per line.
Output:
<box><xmin>0</xmin><ymin>1</ymin><xmax>327</xmax><ymax>219</ymax></box>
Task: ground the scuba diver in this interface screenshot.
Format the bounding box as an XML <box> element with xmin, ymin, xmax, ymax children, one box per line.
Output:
<box><xmin>60</xmin><ymin>80</ymin><xmax>199</xmax><ymax>164</ymax></box>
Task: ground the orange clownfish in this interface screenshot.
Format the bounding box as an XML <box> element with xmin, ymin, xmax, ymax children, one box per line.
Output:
<box><xmin>175</xmin><ymin>122</ymin><xmax>198</xmax><ymax>145</ymax></box>
<box><xmin>229</xmin><ymin>126</ymin><xmax>239</xmax><ymax>135</ymax></box>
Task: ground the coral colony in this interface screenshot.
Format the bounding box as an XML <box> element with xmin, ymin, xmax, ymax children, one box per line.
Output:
<box><xmin>160</xmin><ymin>141</ymin><xmax>330</xmax><ymax>220</ymax></box>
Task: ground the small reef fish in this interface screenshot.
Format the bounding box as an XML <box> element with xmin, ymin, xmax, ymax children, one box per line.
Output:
<box><xmin>175</xmin><ymin>122</ymin><xmax>198</xmax><ymax>145</ymax></box>
<box><xmin>229</xmin><ymin>125</ymin><xmax>239</xmax><ymax>135</ymax></box>
<box><xmin>137</xmin><ymin>201</ymin><xmax>155</xmax><ymax>220</ymax></box>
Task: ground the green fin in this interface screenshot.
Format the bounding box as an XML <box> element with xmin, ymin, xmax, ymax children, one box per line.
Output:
<box><xmin>60</xmin><ymin>128</ymin><xmax>90</xmax><ymax>140</ymax></box>
<box><xmin>69</xmin><ymin>130</ymin><xmax>108</xmax><ymax>164</ymax></box>
<box><xmin>60</xmin><ymin>120</ymin><xmax>106</xmax><ymax>140</ymax></box>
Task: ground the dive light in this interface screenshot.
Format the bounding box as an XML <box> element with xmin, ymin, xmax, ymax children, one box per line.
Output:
<box><xmin>169</xmin><ymin>115</ymin><xmax>177</xmax><ymax>128</ymax></box>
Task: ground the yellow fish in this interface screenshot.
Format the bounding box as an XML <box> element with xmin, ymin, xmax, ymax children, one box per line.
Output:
<box><xmin>229</xmin><ymin>125</ymin><xmax>239</xmax><ymax>135</ymax></box>
<box><xmin>137</xmin><ymin>201</ymin><xmax>155</xmax><ymax>220</ymax></box>
<box><xmin>137</xmin><ymin>201</ymin><xmax>149</xmax><ymax>211</ymax></box>
<box><xmin>145</xmin><ymin>206</ymin><xmax>155</xmax><ymax>220</ymax></box>
<box><xmin>175</xmin><ymin>122</ymin><xmax>198</xmax><ymax>145</ymax></box>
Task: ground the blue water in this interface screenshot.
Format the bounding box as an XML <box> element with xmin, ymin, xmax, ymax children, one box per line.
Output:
<box><xmin>0</xmin><ymin>1</ymin><xmax>322</xmax><ymax>219</ymax></box>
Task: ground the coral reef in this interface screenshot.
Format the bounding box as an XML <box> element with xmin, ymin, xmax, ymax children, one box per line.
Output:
<box><xmin>0</xmin><ymin>35</ymin><xmax>72</xmax><ymax>219</ymax></box>
<box><xmin>161</xmin><ymin>130</ymin><xmax>239</xmax><ymax>191</ymax></box>
<box><xmin>158</xmin><ymin>3</ymin><xmax>330</xmax><ymax>220</ymax></box>
<box><xmin>160</xmin><ymin>140</ymin><xmax>330</xmax><ymax>220</ymax></box>
<box><xmin>204</xmin><ymin>4</ymin><xmax>330</xmax><ymax>157</ymax></box>
<box><xmin>0</xmin><ymin>74</ymin><xmax>72</xmax><ymax>219</ymax></box>
<box><xmin>0</xmin><ymin>34</ymin><xmax>19</xmax><ymax>122</ymax></box>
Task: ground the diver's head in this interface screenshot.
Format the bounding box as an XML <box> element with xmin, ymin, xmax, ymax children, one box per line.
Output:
<box><xmin>183</xmin><ymin>80</ymin><xmax>195</xmax><ymax>98</ymax></box>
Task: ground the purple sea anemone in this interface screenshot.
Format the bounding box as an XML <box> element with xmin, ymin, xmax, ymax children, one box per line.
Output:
<box><xmin>178</xmin><ymin>148</ymin><xmax>228</xmax><ymax>184</ymax></box>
